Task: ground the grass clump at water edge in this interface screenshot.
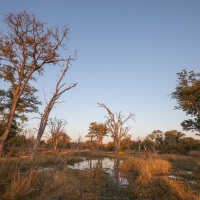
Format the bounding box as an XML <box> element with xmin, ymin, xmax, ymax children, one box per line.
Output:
<box><xmin>120</xmin><ymin>154</ymin><xmax>200</xmax><ymax>200</ymax></box>
<box><xmin>120</xmin><ymin>154</ymin><xmax>172</xmax><ymax>184</ymax></box>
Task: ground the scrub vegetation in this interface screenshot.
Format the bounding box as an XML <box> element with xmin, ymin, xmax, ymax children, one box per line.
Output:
<box><xmin>0</xmin><ymin>150</ymin><xmax>200</xmax><ymax>200</ymax></box>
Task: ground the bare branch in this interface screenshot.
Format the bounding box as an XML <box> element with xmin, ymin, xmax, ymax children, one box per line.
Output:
<box><xmin>98</xmin><ymin>103</ymin><xmax>134</xmax><ymax>154</ymax></box>
<box><xmin>31</xmin><ymin>58</ymin><xmax>77</xmax><ymax>160</ymax></box>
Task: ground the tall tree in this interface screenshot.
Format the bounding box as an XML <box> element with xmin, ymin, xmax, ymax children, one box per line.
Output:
<box><xmin>86</xmin><ymin>122</ymin><xmax>97</xmax><ymax>152</ymax></box>
<box><xmin>96</xmin><ymin>123</ymin><xmax>108</xmax><ymax>151</ymax></box>
<box><xmin>171</xmin><ymin>69</ymin><xmax>200</xmax><ymax>135</ymax></box>
<box><xmin>0</xmin><ymin>11</ymin><xmax>70</xmax><ymax>157</ymax></box>
<box><xmin>30</xmin><ymin>58</ymin><xmax>77</xmax><ymax>160</ymax></box>
<box><xmin>98</xmin><ymin>103</ymin><xmax>134</xmax><ymax>154</ymax></box>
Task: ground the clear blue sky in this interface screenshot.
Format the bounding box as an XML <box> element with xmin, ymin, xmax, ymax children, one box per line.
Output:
<box><xmin>1</xmin><ymin>0</ymin><xmax>200</xmax><ymax>142</ymax></box>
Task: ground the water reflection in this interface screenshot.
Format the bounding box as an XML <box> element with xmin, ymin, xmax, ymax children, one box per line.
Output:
<box><xmin>68</xmin><ymin>157</ymin><xmax>129</xmax><ymax>186</ymax></box>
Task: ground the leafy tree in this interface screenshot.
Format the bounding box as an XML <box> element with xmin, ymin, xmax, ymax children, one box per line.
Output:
<box><xmin>6</xmin><ymin>134</ymin><xmax>27</xmax><ymax>148</ymax></box>
<box><xmin>86</xmin><ymin>122</ymin><xmax>98</xmax><ymax>151</ymax></box>
<box><xmin>164</xmin><ymin>130</ymin><xmax>185</xmax><ymax>145</ymax></box>
<box><xmin>146</xmin><ymin>130</ymin><xmax>164</xmax><ymax>150</ymax></box>
<box><xmin>171</xmin><ymin>69</ymin><xmax>200</xmax><ymax>135</ymax></box>
<box><xmin>96</xmin><ymin>123</ymin><xmax>108</xmax><ymax>150</ymax></box>
<box><xmin>0</xmin><ymin>85</ymin><xmax>40</xmax><ymax>122</ymax></box>
<box><xmin>0</xmin><ymin>85</ymin><xmax>41</xmax><ymax>144</ymax></box>
<box><xmin>98</xmin><ymin>103</ymin><xmax>134</xmax><ymax>154</ymax></box>
<box><xmin>0</xmin><ymin>11</ymin><xmax>70</xmax><ymax>157</ymax></box>
<box><xmin>84</xmin><ymin>139</ymin><xmax>98</xmax><ymax>150</ymax></box>
<box><xmin>57</xmin><ymin>132</ymin><xmax>71</xmax><ymax>149</ymax></box>
<box><xmin>87</xmin><ymin>122</ymin><xmax>108</xmax><ymax>151</ymax></box>
<box><xmin>143</xmin><ymin>138</ymin><xmax>155</xmax><ymax>151</ymax></box>
<box><xmin>106</xmin><ymin>141</ymin><xmax>114</xmax><ymax>151</ymax></box>
<box><xmin>181</xmin><ymin>137</ymin><xmax>200</xmax><ymax>151</ymax></box>
<box><xmin>46</xmin><ymin>131</ymin><xmax>71</xmax><ymax>149</ymax></box>
<box><xmin>120</xmin><ymin>135</ymin><xmax>132</xmax><ymax>151</ymax></box>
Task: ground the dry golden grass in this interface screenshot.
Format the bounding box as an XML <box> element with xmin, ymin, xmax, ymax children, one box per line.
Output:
<box><xmin>134</xmin><ymin>176</ymin><xmax>200</xmax><ymax>200</ymax></box>
<box><xmin>161</xmin><ymin>153</ymin><xmax>195</xmax><ymax>162</ymax></box>
<box><xmin>0</xmin><ymin>165</ymin><xmax>133</xmax><ymax>200</ymax></box>
<box><xmin>160</xmin><ymin>153</ymin><xmax>200</xmax><ymax>171</ymax></box>
<box><xmin>120</xmin><ymin>154</ymin><xmax>172</xmax><ymax>184</ymax></box>
<box><xmin>120</xmin><ymin>153</ymin><xmax>200</xmax><ymax>199</ymax></box>
<box><xmin>1</xmin><ymin>151</ymin><xmax>199</xmax><ymax>200</ymax></box>
<box><xmin>3</xmin><ymin>169</ymin><xmax>38</xmax><ymax>200</ymax></box>
<box><xmin>0</xmin><ymin>153</ymin><xmax>133</xmax><ymax>200</ymax></box>
<box><xmin>163</xmin><ymin>177</ymin><xmax>200</xmax><ymax>200</ymax></box>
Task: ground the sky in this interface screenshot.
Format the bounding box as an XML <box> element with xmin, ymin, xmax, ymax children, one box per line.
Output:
<box><xmin>0</xmin><ymin>0</ymin><xmax>200</xmax><ymax>142</ymax></box>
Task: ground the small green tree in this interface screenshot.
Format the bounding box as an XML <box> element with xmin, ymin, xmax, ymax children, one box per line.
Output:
<box><xmin>171</xmin><ymin>69</ymin><xmax>200</xmax><ymax>135</ymax></box>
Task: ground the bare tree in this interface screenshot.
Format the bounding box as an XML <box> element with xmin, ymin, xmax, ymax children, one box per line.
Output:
<box><xmin>0</xmin><ymin>11</ymin><xmax>70</xmax><ymax>157</ymax></box>
<box><xmin>47</xmin><ymin>117</ymin><xmax>67</xmax><ymax>151</ymax></box>
<box><xmin>30</xmin><ymin>57</ymin><xmax>77</xmax><ymax>160</ymax></box>
<box><xmin>98</xmin><ymin>103</ymin><xmax>134</xmax><ymax>154</ymax></box>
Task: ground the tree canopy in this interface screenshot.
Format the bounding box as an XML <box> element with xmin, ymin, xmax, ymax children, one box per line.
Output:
<box><xmin>87</xmin><ymin>122</ymin><xmax>108</xmax><ymax>150</ymax></box>
<box><xmin>171</xmin><ymin>69</ymin><xmax>200</xmax><ymax>134</ymax></box>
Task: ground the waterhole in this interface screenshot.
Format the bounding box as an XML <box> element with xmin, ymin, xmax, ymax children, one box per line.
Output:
<box><xmin>68</xmin><ymin>157</ymin><xmax>129</xmax><ymax>186</ymax></box>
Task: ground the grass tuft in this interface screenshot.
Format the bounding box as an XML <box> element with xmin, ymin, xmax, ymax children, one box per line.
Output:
<box><xmin>120</xmin><ymin>154</ymin><xmax>172</xmax><ymax>184</ymax></box>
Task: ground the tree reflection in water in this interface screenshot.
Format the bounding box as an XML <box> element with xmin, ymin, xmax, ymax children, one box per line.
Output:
<box><xmin>68</xmin><ymin>157</ymin><xmax>129</xmax><ymax>186</ymax></box>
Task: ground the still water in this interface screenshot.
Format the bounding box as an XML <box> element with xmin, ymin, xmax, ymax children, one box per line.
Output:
<box><xmin>68</xmin><ymin>157</ymin><xmax>129</xmax><ymax>186</ymax></box>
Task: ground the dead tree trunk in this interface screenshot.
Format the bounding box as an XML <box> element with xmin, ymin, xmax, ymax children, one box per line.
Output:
<box><xmin>30</xmin><ymin>58</ymin><xmax>77</xmax><ymax>160</ymax></box>
<box><xmin>98</xmin><ymin>103</ymin><xmax>134</xmax><ymax>155</ymax></box>
<box><xmin>31</xmin><ymin>100</ymin><xmax>55</xmax><ymax>160</ymax></box>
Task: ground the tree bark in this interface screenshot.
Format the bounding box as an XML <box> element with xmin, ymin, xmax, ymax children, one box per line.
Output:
<box><xmin>30</xmin><ymin>114</ymin><xmax>49</xmax><ymax>160</ymax></box>
<box><xmin>30</xmin><ymin>103</ymin><xmax>53</xmax><ymax>160</ymax></box>
<box><xmin>114</xmin><ymin>138</ymin><xmax>119</xmax><ymax>154</ymax></box>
